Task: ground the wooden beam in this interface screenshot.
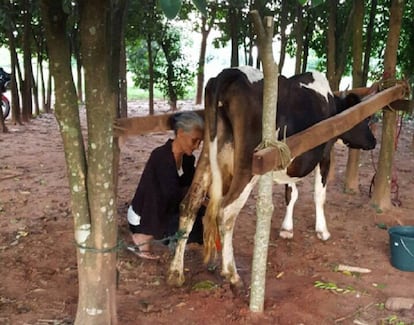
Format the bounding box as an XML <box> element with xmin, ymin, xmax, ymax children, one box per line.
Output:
<box><xmin>387</xmin><ymin>99</ymin><xmax>414</xmax><ymax>114</ymax></box>
<box><xmin>252</xmin><ymin>83</ymin><xmax>407</xmax><ymax>175</ymax></box>
<box><xmin>114</xmin><ymin>109</ymin><xmax>204</xmax><ymax>137</ymax></box>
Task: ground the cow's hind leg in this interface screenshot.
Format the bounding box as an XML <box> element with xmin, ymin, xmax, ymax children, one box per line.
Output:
<box><xmin>220</xmin><ymin>177</ymin><xmax>258</xmax><ymax>288</ymax></box>
<box><xmin>314</xmin><ymin>164</ymin><xmax>331</xmax><ymax>240</ymax></box>
<box><xmin>280</xmin><ymin>183</ymin><xmax>299</xmax><ymax>239</ymax></box>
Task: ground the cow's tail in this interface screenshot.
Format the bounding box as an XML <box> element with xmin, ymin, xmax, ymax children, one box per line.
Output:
<box><xmin>203</xmin><ymin>76</ymin><xmax>223</xmax><ymax>264</ymax></box>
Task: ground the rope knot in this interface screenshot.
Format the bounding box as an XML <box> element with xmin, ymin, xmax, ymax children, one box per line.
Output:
<box><xmin>255</xmin><ymin>128</ymin><xmax>291</xmax><ymax>170</ymax></box>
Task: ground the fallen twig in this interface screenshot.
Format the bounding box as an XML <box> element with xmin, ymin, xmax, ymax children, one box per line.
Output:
<box><xmin>334</xmin><ymin>302</ymin><xmax>375</xmax><ymax>323</ymax></box>
<box><xmin>337</xmin><ymin>264</ymin><xmax>372</xmax><ymax>274</ymax></box>
<box><xmin>0</xmin><ymin>173</ymin><xmax>23</xmax><ymax>181</ymax></box>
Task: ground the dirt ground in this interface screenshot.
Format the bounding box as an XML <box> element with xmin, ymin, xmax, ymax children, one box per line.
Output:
<box><xmin>0</xmin><ymin>100</ymin><xmax>414</xmax><ymax>325</ymax></box>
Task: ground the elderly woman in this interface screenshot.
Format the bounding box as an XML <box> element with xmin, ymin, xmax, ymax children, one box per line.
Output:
<box><xmin>127</xmin><ymin>111</ymin><xmax>205</xmax><ymax>259</ymax></box>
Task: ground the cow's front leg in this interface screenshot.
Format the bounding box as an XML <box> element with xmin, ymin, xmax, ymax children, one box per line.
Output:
<box><xmin>167</xmin><ymin>182</ymin><xmax>207</xmax><ymax>287</ymax></box>
<box><xmin>314</xmin><ymin>165</ymin><xmax>330</xmax><ymax>240</ymax></box>
<box><xmin>280</xmin><ymin>183</ymin><xmax>298</xmax><ymax>239</ymax></box>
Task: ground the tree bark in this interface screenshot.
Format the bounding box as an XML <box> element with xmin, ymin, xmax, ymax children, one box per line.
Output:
<box><xmin>294</xmin><ymin>3</ymin><xmax>304</xmax><ymax>75</ymax></box>
<box><xmin>78</xmin><ymin>0</ymin><xmax>119</xmax><ymax>323</ymax></box>
<box><xmin>278</xmin><ymin>0</ymin><xmax>289</xmax><ymax>71</ymax></box>
<box><xmin>195</xmin><ymin>9</ymin><xmax>216</xmax><ymax>105</ymax></box>
<box><xmin>229</xmin><ymin>6</ymin><xmax>240</xmax><ymax>67</ymax></box>
<box><xmin>147</xmin><ymin>34</ymin><xmax>155</xmax><ymax>115</ymax></box>
<box><xmin>363</xmin><ymin>0</ymin><xmax>377</xmax><ymax>86</ymax></box>
<box><xmin>344</xmin><ymin>0</ymin><xmax>365</xmax><ymax>193</ymax></box>
<box><xmin>22</xmin><ymin>0</ymin><xmax>33</xmax><ymax>122</ymax></box>
<box><xmin>249</xmin><ymin>10</ymin><xmax>278</xmax><ymax>313</ymax></box>
<box><xmin>41</xmin><ymin>0</ymin><xmax>120</xmax><ymax>323</ymax></box>
<box><xmin>327</xmin><ymin>0</ymin><xmax>338</xmax><ymax>90</ymax></box>
<box><xmin>371</xmin><ymin>0</ymin><xmax>405</xmax><ymax>211</ymax></box>
<box><xmin>7</xmin><ymin>28</ymin><xmax>22</xmax><ymax>124</ymax></box>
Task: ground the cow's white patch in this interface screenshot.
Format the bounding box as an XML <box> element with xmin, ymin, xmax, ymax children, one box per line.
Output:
<box><xmin>280</xmin><ymin>183</ymin><xmax>299</xmax><ymax>239</ymax></box>
<box><xmin>314</xmin><ymin>165</ymin><xmax>330</xmax><ymax>240</ymax></box>
<box><xmin>222</xmin><ymin>176</ymin><xmax>259</xmax><ymax>222</ymax></box>
<box><xmin>221</xmin><ymin>176</ymin><xmax>258</xmax><ymax>284</ymax></box>
<box><xmin>209</xmin><ymin>137</ymin><xmax>222</xmax><ymax>201</ymax></box>
<box><xmin>272</xmin><ymin>168</ymin><xmax>300</xmax><ymax>184</ymax></box>
<box><xmin>235</xmin><ymin>66</ymin><xmax>263</xmax><ymax>83</ymax></box>
<box><xmin>300</xmin><ymin>71</ymin><xmax>332</xmax><ymax>102</ymax></box>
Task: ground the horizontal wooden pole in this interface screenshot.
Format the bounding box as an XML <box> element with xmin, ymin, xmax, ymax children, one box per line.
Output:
<box><xmin>252</xmin><ymin>83</ymin><xmax>407</xmax><ymax>175</ymax></box>
<box><xmin>114</xmin><ymin>109</ymin><xmax>204</xmax><ymax>137</ymax></box>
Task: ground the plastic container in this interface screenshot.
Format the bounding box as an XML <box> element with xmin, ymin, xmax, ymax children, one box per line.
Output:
<box><xmin>388</xmin><ymin>226</ymin><xmax>414</xmax><ymax>272</ymax></box>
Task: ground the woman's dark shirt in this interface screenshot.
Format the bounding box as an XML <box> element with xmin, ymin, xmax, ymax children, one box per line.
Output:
<box><xmin>130</xmin><ymin>139</ymin><xmax>195</xmax><ymax>239</ymax></box>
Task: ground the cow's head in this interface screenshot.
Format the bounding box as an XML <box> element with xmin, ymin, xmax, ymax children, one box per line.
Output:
<box><xmin>336</xmin><ymin>93</ymin><xmax>377</xmax><ymax>150</ymax></box>
<box><xmin>0</xmin><ymin>68</ymin><xmax>11</xmax><ymax>92</ymax></box>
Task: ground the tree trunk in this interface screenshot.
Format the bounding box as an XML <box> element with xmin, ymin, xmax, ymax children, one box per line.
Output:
<box><xmin>7</xmin><ymin>29</ymin><xmax>22</xmax><ymax>124</ymax></box>
<box><xmin>249</xmin><ymin>11</ymin><xmax>278</xmax><ymax>313</ymax></box>
<box><xmin>363</xmin><ymin>0</ymin><xmax>377</xmax><ymax>86</ymax></box>
<box><xmin>147</xmin><ymin>34</ymin><xmax>155</xmax><ymax>115</ymax></box>
<box><xmin>22</xmin><ymin>0</ymin><xmax>33</xmax><ymax>122</ymax></box>
<box><xmin>327</xmin><ymin>0</ymin><xmax>338</xmax><ymax>90</ymax></box>
<box><xmin>119</xmin><ymin>37</ymin><xmax>128</xmax><ymax>118</ymax></box>
<box><xmin>32</xmin><ymin>68</ymin><xmax>40</xmax><ymax>116</ymax></box>
<box><xmin>78</xmin><ymin>1</ymin><xmax>119</xmax><ymax>323</ymax></box>
<box><xmin>371</xmin><ymin>0</ymin><xmax>405</xmax><ymax>211</ymax></box>
<box><xmin>229</xmin><ymin>6</ymin><xmax>239</xmax><ymax>67</ymax></box>
<box><xmin>344</xmin><ymin>0</ymin><xmax>364</xmax><ymax>193</ymax></box>
<box><xmin>45</xmin><ymin>61</ymin><xmax>52</xmax><ymax>113</ymax></box>
<box><xmin>278</xmin><ymin>0</ymin><xmax>289</xmax><ymax>71</ymax></box>
<box><xmin>195</xmin><ymin>16</ymin><xmax>210</xmax><ymax>105</ymax></box>
<box><xmin>41</xmin><ymin>0</ymin><xmax>120</xmax><ymax>323</ymax></box>
<box><xmin>294</xmin><ymin>3</ymin><xmax>304</xmax><ymax>75</ymax></box>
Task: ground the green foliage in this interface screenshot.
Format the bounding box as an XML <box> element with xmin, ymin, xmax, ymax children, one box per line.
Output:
<box><xmin>159</xmin><ymin>0</ymin><xmax>183</xmax><ymax>19</ymax></box>
<box><xmin>158</xmin><ymin>0</ymin><xmax>207</xmax><ymax>19</ymax></box>
<box><xmin>126</xmin><ymin>24</ymin><xmax>194</xmax><ymax>101</ymax></box>
<box><xmin>127</xmin><ymin>39</ymin><xmax>153</xmax><ymax>90</ymax></box>
<box><xmin>192</xmin><ymin>0</ymin><xmax>207</xmax><ymax>16</ymax></box>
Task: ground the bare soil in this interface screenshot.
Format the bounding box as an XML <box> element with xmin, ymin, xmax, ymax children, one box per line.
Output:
<box><xmin>1</xmin><ymin>100</ymin><xmax>414</xmax><ymax>325</ymax></box>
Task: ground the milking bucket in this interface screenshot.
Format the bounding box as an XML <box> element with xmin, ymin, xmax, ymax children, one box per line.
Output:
<box><xmin>388</xmin><ymin>226</ymin><xmax>414</xmax><ymax>272</ymax></box>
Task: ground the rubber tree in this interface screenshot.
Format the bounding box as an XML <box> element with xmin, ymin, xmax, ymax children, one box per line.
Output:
<box><xmin>371</xmin><ymin>0</ymin><xmax>405</xmax><ymax>211</ymax></box>
<box><xmin>40</xmin><ymin>0</ymin><xmax>125</xmax><ymax>323</ymax></box>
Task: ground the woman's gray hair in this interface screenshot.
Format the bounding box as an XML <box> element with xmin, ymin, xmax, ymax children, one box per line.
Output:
<box><xmin>171</xmin><ymin>111</ymin><xmax>204</xmax><ymax>135</ymax></box>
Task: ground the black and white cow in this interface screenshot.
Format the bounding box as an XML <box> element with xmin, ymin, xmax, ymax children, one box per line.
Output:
<box><xmin>167</xmin><ymin>66</ymin><xmax>376</xmax><ymax>288</ymax></box>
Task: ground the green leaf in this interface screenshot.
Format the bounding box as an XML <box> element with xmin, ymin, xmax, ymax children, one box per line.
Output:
<box><xmin>311</xmin><ymin>0</ymin><xmax>324</xmax><ymax>7</ymax></box>
<box><xmin>159</xmin><ymin>0</ymin><xmax>182</xmax><ymax>19</ymax></box>
<box><xmin>298</xmin><ymin>0</ymin><xmax>308</xmax><ymax>5</ymax></box>
<box><xmin>192</xmin><ymin>0</ymin><xmax>207</xmax><ymax>16</ymax></box>
<box><xmin>192</xmin><ymin>280</ymin><xmax>217</xmax><ymax>291</ymax></box>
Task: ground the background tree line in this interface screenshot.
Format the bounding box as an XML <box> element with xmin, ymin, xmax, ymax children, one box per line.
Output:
<box><xmin>0</xmin><ymin>0</ymin><xmax>411</xmax><ymax>324</ymax></box>
<box><xmin>0</xmin><ymin>0</ymin><xmax>413</xmax><ymax>124</ymax></box>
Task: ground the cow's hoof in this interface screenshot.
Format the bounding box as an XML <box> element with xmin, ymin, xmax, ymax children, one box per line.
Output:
<box><xmin>316</xmin><ymin>231</ymin><xmax>331</xmax><ymax>241</ymax></box>
<box><xmin>166</xmin><ymin>270</ymin><xmax>185</xmax><ymax>287</ymax></box>
<box><xmin>279</xmin><ymin>229</ymin><xmax>294</xmax><ymax>239</ymax></box>
<box><xmin>230</xmin><ymin>281</ymin><xmax>247</xmax><ymax>297</ymax></box>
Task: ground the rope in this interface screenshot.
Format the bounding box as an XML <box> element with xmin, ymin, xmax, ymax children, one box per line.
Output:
<box><xmin>73</xmin><ymin>229</ymin><xmax>188</xmax><ymax>254</ymax></box>
<box><xmin>256</xmin><ymin>127</ymin><xmax>292</xmax><ymax>170</ymax></box>
<box><xmin>378</xmin><ymin>77</ymin><xmax>409</xmax><ymax>94</ymax></box>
